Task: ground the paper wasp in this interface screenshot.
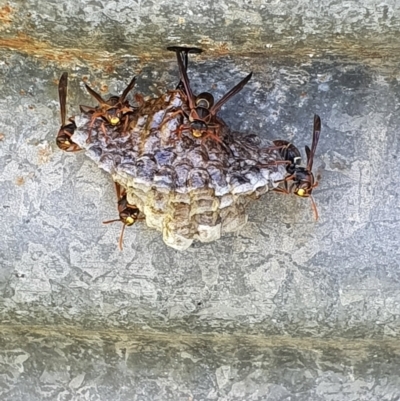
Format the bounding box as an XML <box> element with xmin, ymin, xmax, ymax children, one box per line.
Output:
<box><xmin>103</xmin><ymin>183</ymin><xmax>143</xmax><ymax>250</ymax></box>
<box><xmin>164</xmin><ymin>47</ymin><xmax>252</xmax><ymax>143</ymax></box>
<box><xmin>274</xmin><ymin>115</ymin><xmax>321</xmax><ymax>220</ymax></box>
<box><xmin>80</xmin><ymin>76</ymin><xmax>137</xmax><ymax>141</ymax></box>
<box><xmin>56</xmin><ymin>72</ymin><xmax>81</xmax><ymax>152</ymax></box>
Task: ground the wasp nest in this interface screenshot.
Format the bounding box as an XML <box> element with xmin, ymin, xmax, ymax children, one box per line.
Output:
<box><xmin>71</xmin><ymin>91</ymin><xmax>286</xmax><ymax>250</ymax></box>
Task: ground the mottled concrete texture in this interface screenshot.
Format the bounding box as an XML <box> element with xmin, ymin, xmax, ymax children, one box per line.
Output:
<box><xmin>1</xmin><ymin>0</ymin><xmax>400</xmax><ymax>399</ymax></box>
<box><xmin>2</xmin><ymin>326</ymin><xmax>400</xmax><ymax>401</ymax></box>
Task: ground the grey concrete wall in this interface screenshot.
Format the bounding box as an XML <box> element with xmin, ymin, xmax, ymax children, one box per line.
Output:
<box><xmin>1</xmin><ymin>0</ymin><xmax>400</xmax><ymax>400</ymax></box>
<box><xmin>2</xmin><ymin>326</ymin><xmax>400</xmax><ymax>401</ymax></box>
<box><xmin>2</xmin><ymin>0</ymin><xmax>400</xmax><ymax>61</ymax></box>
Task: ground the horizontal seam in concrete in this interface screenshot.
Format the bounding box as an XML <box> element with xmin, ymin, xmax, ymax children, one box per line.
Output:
<box><xmin>2</xmin><ymin>324</ymin><xmax>399</xmax><ymax>352</ymax></box>
<box><xmin>2</xmin><ymin>33</ymin><xmax>400</xmax><ymax>67</ymax></box>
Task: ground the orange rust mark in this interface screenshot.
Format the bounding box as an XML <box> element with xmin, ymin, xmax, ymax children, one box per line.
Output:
<box><xmin>138</xmin><ymin>52</ymin><xmax>152</xmax><ymax>64</ymax></box>
<box><xmin>15</xmin><ymin>176</ymin><xmax>25</xmax><ymax>186</ymax></box>
<box><xmin>0</xmin><ymin>33</ymin><xmax>118</xmax><ymax>68</ymax></box>
<box><xmin>0</xmin><ymin>31</ymin><xmax>397</xmax><ymax>71</ymax></box>
<box><xmin>0</xmin><ymin>133</ymin><xmax>5</xmax><ymax>141</ymax></box>
<box><xmin>215</xmin><ymin>42</ymin><xmax>230</xmax><ymax>55</ymax></box>
<box><xmin>103</xmin><ymin>63</ymin><xmax>115</xmax><ymax>74</ymax></box>
<box><xmin>0</xmin><ymin>4</ymin><xmax>13</xmax><ymax>24</ymax></box>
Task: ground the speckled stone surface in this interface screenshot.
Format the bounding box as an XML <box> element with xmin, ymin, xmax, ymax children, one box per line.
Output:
<box><xmin>2</xmin><ymin>0</ymin><xmax>400</xmax><ymax>61</ymax></box>
<box><xmin>1</xmin><ymin>325</ymin><xmax>400</xmax><ymax>401</ymax></box>
<box><xmin>2</xmin><ymin>52</ymin><xmax>400</xmax><ymax>338</ymax></box>
<box><xmin>1</xmin><ymin>0</ymin><xmax>400</xmax><ymax>396</ymax></box>
<box><xmin>2</xmin><ymin>50</ymin><xmax>400</xmax><ymax>397</ymax></box>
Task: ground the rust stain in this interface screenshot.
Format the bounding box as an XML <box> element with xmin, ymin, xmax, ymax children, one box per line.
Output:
<box><xmin>103</xmin><ymin>63</ymin><xmax>116</xmax><ymax>74</ymax></box>
<box><xmin>0</xmin><ymin>33</ymin><xmax>120</xmax><ymax>69</ymax></box>
<box><xmin>0</xmin><ymin>32</ymin><xmax>399</xmax><ymax>71</ymax></box>
<box><xmin>0</xmin><ymin>4</ymin><xmax>13</xmax><ymax>25</ymax></box>
<box><xmin>215</xmin><ymin>42</ymin><xmax>230</xmax><ymax>56</ymax></box>
<box><xmin>15</xmin><ymin>176</ymin><xmax>25</xmax><ymax>186</ymax></box>
<box><xmin>138</xmin><ymin>52</ymin><xmax>152</xmax><ymax>64</ymax></box>
<box><xmin>0</xmin><ymin>133</ymin><xmax>4</xmax><ymax>141</ymax></box>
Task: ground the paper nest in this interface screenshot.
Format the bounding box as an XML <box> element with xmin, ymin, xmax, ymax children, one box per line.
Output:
<box><xmin>72</xmin><ymin>90</ymin><xmax>286</xmax><ymax>250</ymax></box>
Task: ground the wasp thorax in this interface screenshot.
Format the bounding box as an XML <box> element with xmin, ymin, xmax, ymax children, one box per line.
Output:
<box><xmin>107</xmin><ymin>96</ymin><xmax>120</xmax><ymax>106</ymax></box>
<box><xmin>194</xmin><ymin>106</ymin><xmax>211</xmax><ymax>120</ymax></box>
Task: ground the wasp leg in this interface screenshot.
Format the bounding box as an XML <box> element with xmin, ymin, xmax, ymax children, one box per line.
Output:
<box><xmin>159</xmin><ymin>109</ymin><xmax>185</xmax><ymax>130</ymax></box>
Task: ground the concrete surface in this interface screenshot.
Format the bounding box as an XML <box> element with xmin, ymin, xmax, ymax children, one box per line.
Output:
<box><xmin>1</xmin><ymin>0</ymin><xmax>400</xmax><ymax>399</ymax></box>
<box><xmin>2</xmin><ymin>325</ymin><xmax>400</xmax><ymax>401</ymax></box>
<box><xmin>1</xmin><ymin>0</ymin><xmax>400</xmax><ymax>62</ymax></box>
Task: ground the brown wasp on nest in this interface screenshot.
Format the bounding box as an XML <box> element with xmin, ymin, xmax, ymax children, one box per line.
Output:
<box><xmin>56</xmin><ymin>47</ymin><xmax>321</xmax><ymax>251</ymax></box>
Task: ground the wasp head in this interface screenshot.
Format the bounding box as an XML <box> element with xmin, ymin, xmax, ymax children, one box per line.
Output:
<box><xmin>56</xmin><ymin>133</ymin><xmax>72</xmax><ymax>150</ymax></box>
<box><xmin>293</xmin><ymin>173</ymin><xmax>314</xmax><ymax>198</ymax></box>
<box><xmin>190</xmin><ymin>120</ymin><xmax>208</xmax><ymax>137</ymax></box>
<box><xmin>123</xmin><ymin>215</ymin><xmax>136</xmax><ymax>226</ymax></box>
<box><xmin>104</xmin><ymin>107</ymin><xmax>121</xmax><ymax>125</ymax></box>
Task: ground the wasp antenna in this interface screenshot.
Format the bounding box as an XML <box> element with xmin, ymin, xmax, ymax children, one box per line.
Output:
<box><xmin>118</xmin><ymin>224</ymin><xmax>127</xmax><ymax>251</ymax></box>
<box><xmin>310</xmin><ymin>195</ymin><xmax>319</xmax><ymax>221</ymax></box>
<box><xmin>103</xmin><ymin>219</ymin><xmax>121</xmax><ymax>225</ymax></box>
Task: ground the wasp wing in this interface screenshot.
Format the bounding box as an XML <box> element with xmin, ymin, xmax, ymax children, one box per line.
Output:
<box><xmin>307</xmin><ymin>114</ymin><xmax>321</xmax><ymax>172</ymax></box>
<box><xmin>58</xmin><ymin>72</ymin><xmax>68</xmax><ymax>126</ymax></box>
<box><xmin>119</xmin><ymin>76</ymin><xmax>136</xmax><ymax>103</ymax></box>
<box><xmin>210</xmin><ymin>72</ymin><xmax>252</xmax><ymax>115</ymax></box>
<box><xmin>84</xmin><ymin>83</ymin><xmax>106</xmax><ymax>106</ymax></box>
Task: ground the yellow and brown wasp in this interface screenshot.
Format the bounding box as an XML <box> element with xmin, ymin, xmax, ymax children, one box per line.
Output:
<box><xmin>80</xmin><ymin>76</ymin><xmax>138</xmax><ymax>141</ymax></box>
<box><xmin>274</xmin><ymin>115</ymin><xmax>321</xmax><ymax>220</ymax></box>
<box><xmin>164</xmin><ymin>47</ymin><xmax>252</xmax><ymax>144</ymax></box>
<box><xmin>56</xmin><ymin>72</ymin><xmax>81</xmax><ymax>152</ymax></box>
<box><xmin>103</xmin><ymin>183</ymin><xmax>143</xmax><ymax>250</ymax></box>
